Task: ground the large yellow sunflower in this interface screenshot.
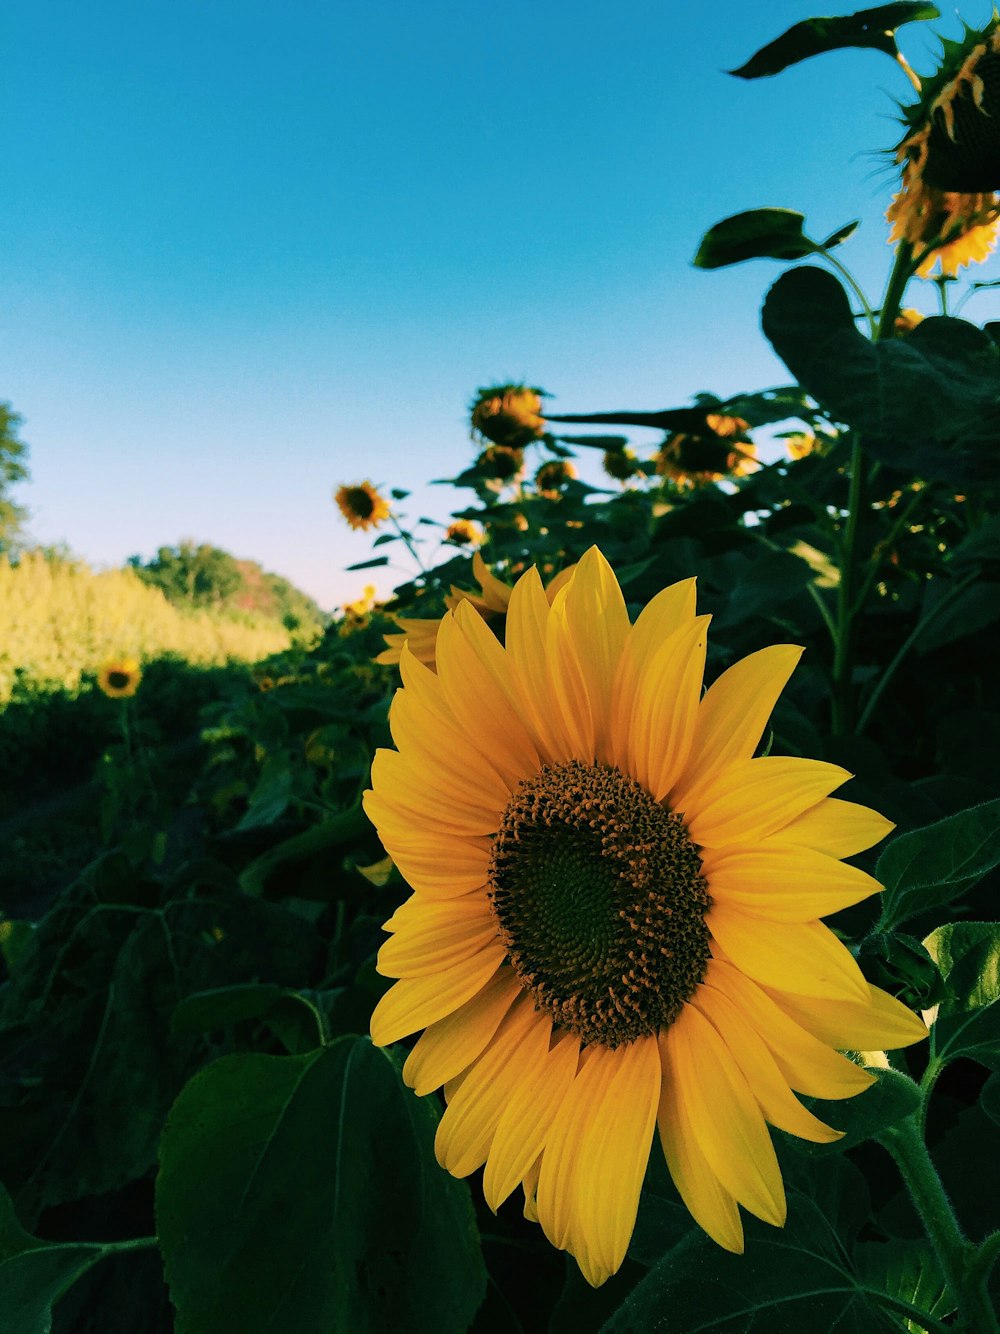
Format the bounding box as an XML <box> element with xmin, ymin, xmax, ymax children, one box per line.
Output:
<box><xmin>364</xmin><ymin>549</ymin><xmax>926</xmax><ymax>1287</ymax></box>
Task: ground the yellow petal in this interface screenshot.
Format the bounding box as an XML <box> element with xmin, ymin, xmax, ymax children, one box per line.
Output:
<box><xmin>575</xmin><ymin>1034</ymin><xmax>661</xmax><ymax>1283</ymax></box>
<box><xmin>504</xmin><ymin>568</ymin><xmax>576</xmax><ymax>764</ymax></box>
<box><xmin>692</xmin><ymin>978</ymin><xmax>842</xmax><ymax>1144</ymax></box>
<box><xmin>434</xmin><ymin>999</ymin><xmax>551</xmax><ymax>1177</ymax></box>
<box><xmin>609</xmin><ymin>578</ymin><xmax>697</xmax><ymax>771</ymax></box>
<box><xmin>483</xmin><ymin>1031</ymin><xmax>580</xmax><ymax>1211</ymax></box>
<box><xmin>369</xmin><ymin>941</ymin><xmax>506</xmax><ymax>1046</ymax></box>
<box><xmin>389</xmin><ymin>688</ymin><xmax>511</xmax><ymax>813</ymax></box>
<box><xmin>767</xmin><ymin>797</ymin><xmax>895</xmax><ymax>858</ymax></box>
<box><xmin>522</xmin><ymin>1154</ymin><xmax>542</xmax><ymax>1222</ymax></box>
<box><xmin>472</xmin><ymin>551</ymin><xmax>513</xmax><ymax>613</ymax></box>
<box><xmin>708</xmin><ymin>907</ymin><xmax>870</xmax><ymax>1003</ymax></box>
<box><xmin>657</xmin><ymin>1028</ymin><xmax>744</xmax><ymax>1254</ymax></box>
<box><xmin>377</xmin><ymin>896</ymin><xmax>498</xmax><ymax>978</ymax></box>
<box><xmin>363</xmin><ymin>818</ymin><xmax>489</xmax><ymax>900</ymax></box>
<box><xmin>682</xmin><ymin>757</ymin><xmax>852</xmax><ymax>849</ymax></box>
<box><xmin>760</xmin><ymin>981</ymin><xmax>928</xmax><ymax>1053</ymax></box>
<box><xmin>700</xmin><ymin>845</ymin><xmax>883</xmax><ymax>921</ymax></box>
<box><xmin>403</xmin><ymin>967</ymin><xmax>522</xmax><ymax>1095</ymax></box>
<box><xmin>559</xmin><ymin>548</ymin><xmax>631</xmax><ymax>766</ymax></box>
<box><xmin>672</xmin><ymin>645</ymin><xmax>803</xmax><ymax>807</ymax></box>
<box><xmin>667</xmin><ymin>1005</ymin><xmax>786</xmax><ymax>1227</ymax></box>
<box><xmin>545</xmin><ymin>583</ymin><xmax>598</xmax><ymax>761</ymax></box>
<box><xmin>370</xmin><ymin>749</ymin><xmax>501</xmax><ymax>837</ymax></box>
<box><xmin>627</xmin><ymin>617</ymin><xmax>710</xmax><ymax>801</ymax></box>
<box><xmin>708</xmin><ymin>958</ymin><xmax>874</xmax><ymax>1099</ymax></box>
<box><xmin>535</xmin><ymin>1045</ymin><xmax>610</xmax><ymax>1251</ymax></box>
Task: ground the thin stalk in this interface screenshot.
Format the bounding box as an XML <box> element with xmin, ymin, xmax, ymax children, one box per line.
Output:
<box><xmin>850</xmin><ymin>484</ymin><xmax>929</xmax><ymax>618</ymax></box>
<box><xmin>824</xmin><ymin>252</ymin><xmax>878</xmax><ymax>337</ymax></box>
<box><xmin>856</xmin><ymin>573</ymin><xmax>978</xmax><ymax>734</ymax></box>
<box><xmin>880</xmin><ymin>1117</ymin><xmax>998</xmax><ymax>1333</ymax></box>
<box><xmin>831</xmin><ymin>433</ymin><xmax>866</xmax><ymax>734</ymax></box>
<box><xmin>99</xmin><ymin>1236</ymin><xmax>159</xmax><ymax>1254</ymax></box>
<box><xmin>389</xmin><ymin>514</ymin><xmax>427</xmax><ymax>573</ymax></box>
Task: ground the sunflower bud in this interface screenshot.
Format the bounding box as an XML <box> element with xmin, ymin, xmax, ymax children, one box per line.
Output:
<box><xmin>602</xmin><ymin>447</ymin><xmax>641</xmax><ymax>482</ymax></box>
<box><xmin>476</xmin><ymin>445</ymin><xmax>525</xmax><ymax>483</ymax></box>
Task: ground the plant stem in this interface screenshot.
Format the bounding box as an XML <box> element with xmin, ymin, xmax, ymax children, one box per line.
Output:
<box><xmin>880</xmin><ymin>1116</ymin><xmax>998</xmax><ymax>1333</ymax></box>
<box><xmin>100</xmin><ymin>1235</ymin><xmax>159</xmax><ymax>1254</ymax></box>
<box><xmin>831</xmin><ymin>432</ymin><xmax>866</xmax><ymax>734</ymax></box>
<box><xmin>390</xmin><ymin>514</ymin><xmax>427</xmax><ymax>573</ymax></box>
<box><xmin>823</xmin><ymin>252</ymin><xmax>878</xmax><ymax>337</ymax></box>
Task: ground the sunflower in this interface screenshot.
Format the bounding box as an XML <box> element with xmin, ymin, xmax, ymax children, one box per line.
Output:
<box><xmin>887</xmin><ymin>22</ymin><xmax>1000</xmax><ymax>277</ymax></box>
<box><xmin>376</xmin><ymin>553</ymin><xmax>575</xmax><ymax>668</ymax></box>
<box><xmin>334</xmin><ymin>481</ymin><xmax>392</xmax><ymax>532</ymax></box>
<box><xmin>535</xmin><ymin>459</ymin><xmax>578</xmax><ymax>496</ymax></box>
<box><xmin>471</xmin><ymin>385</ymin><xmax>547</xmax><ymax>449</ymax></box>
<box><xmin>445</xmin><ymin>519</ymin><xmax>484</xmax><ymax>547</ymax></box>
<box><xmin>476</xmin><ymin>445</ymin><xmax>526</xmax><ymax>486</ymax></box>
<box><xmin>364</xmin><ymin>549</ymin><xmax>926</xmax><ymax>1287</ymax></box>
<box><xmin>602</xmin><ymin>446</ymin><xmax>642</xmax><ymax>483</ymax></box>
<box><xmin>655</xmin><ymin>415</ymin><xmax>757</xmax><ymax>489</ymax></box>
<box><xmin>97</xmin><ymin>657</ymin><xmax>142</xmax><ymax>699</ymax></box>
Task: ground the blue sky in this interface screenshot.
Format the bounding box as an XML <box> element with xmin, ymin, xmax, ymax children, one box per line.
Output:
<box><xmin>2</xmin><ymin>0</ymin><xmax>997</xmax><ymax>609</ymax></box>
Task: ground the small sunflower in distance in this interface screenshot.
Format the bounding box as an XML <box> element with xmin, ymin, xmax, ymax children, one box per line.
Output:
<box><xmin>334</xmin><ymin>481</ymin><xmax>392</xmax><ymax>532</ymax></box>
<box><xmin>445</xmin><ymin>519</ymin><xmax>484</xmax><ymax>547</ymax></box>
<box><xmin>535</xmin><ymin>459</ymin><xmax>578</xmax><ymax>496</ymax></box>
<box><xmin>655</xmin><ymin>414</ymin><xmax>757</xmax><ymax>489</ymax></box>
<box><xmin>97</xmin><ymin>657</ymin><xmax>142</xmax><ymax>699</ymax></box>
<box><xmin>365</xmin><ymin>549</ymin><xmax>926</xmax><ymax>1287</ymax></box>
<box><xmin>471</xmin><ymin>384</ymin><xmax>547</xmax><ymax>449</ymax></box>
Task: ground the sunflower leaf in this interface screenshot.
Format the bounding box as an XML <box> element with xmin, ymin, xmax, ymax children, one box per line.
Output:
<box><xmin>729</xmin><ymin>4</ymin><xmax>941</xmax><ymax>80</ymax></box>
<box><xmin>798</xmin><ymin>1067</ymin><xmax>921</xmax><ymax>1155</ymax></box>
<box><xmin>923</xmin><ymin>921</ymin><xmax>1000</xmax><ymax>1069</ymax></box>
<box><xmin>876</xmin><ymin>798</ymin><xmax>1000</xmax><ymax>932</ymax></box>
<box><xmin>853</xmin><ymin>1239</ymin><xmax>954</xmax><ymax>1330</ymax></box>
<box><xmin>694</xmin><ymin>209</ymin><xmax>820</xmax><ymax>268</ymax></box>
<box><xmin>156</xmin><ymin>1039</ymin><xmax>486</xmax><ymax>1334</ymax></box>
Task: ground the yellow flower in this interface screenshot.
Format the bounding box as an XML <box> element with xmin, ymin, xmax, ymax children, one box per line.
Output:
<box><xmin>334</xmin><ymin>481</ymin><xmax>392</xmax><ymax>532</ymax></box>
<box><xmin>785</xmin><ymin>432</ymin><xmax>818</xmax><ymax>461</ymax></box>
<box><xmin>445</xmin><ymin>519</ymin><xmax>484</xmax><ymax>547</ymax></box>
<box><xmin>364</xmin><ymin>549</ymin><xmax>925</xmax><ymax>1287</ymax></box>
<box><xmin>887</xmin><ymin>24</ymin><xmax>1000</xmax><ymax>276</ymax></box>
<box><xmin>534</xmin><ymin>459</ymin><xmax>578</xmax><ymax>496</ymax></box>
<box><xmin>471</xmin><ymin>385</ymin><xmax>546</xmax><ymax>449</ymax></box>
<box><xmin>655</xmin><ymin>415</ymin><xmax>757</xmax><ymax>488</ymax></box>
<box><xmin>97</xmin><ymin>657</ymin><xmax>142</xmax><ymax>698</ymax></box>
<box><xmin>376</xmin><ymin>553</ymin><xmax>574</xmax><ymax>668</ymax></box>
<box><xmin>894</xmin><ymin>308</ymin><xmax>925</xmax><ymax>335</ymax></box>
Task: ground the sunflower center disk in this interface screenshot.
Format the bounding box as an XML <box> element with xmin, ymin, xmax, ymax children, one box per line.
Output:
<box><xmin>487</xmin><ymin>760</ymin><xmax>711</xmax><ymax>1048</ymax></box>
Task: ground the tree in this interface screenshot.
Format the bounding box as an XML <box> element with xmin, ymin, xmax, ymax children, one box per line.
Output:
<box><xmin>0</xmin><ymin>402</ymin><xmax>30</xmax><ymax>553</ymax></box>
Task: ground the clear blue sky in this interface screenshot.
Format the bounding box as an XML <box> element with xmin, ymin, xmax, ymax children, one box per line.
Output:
<box><xmin>2</xmin><ymin>0</ymin><xmax>997</xmax><ymax>609</ymax></box>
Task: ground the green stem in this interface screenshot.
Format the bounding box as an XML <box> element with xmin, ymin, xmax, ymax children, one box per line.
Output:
<box><xmin>878</xmin><ymin>241</ymin><xmax>917</xmax><ymax>341</ymax></box>
<box><xmin>99</xmin><ymin>1235</ymin><xmax>158</xmax><ymax>1255</ymax></box>
<box><xmin>856</xmin><ymin>572</ymin><xmax>978</xmax><ymax>735</ymax></box>
<box><xmin>831</xmin><ymin>433</ymin><xmax>866</xmax><ymax>734</ymax></box>
<box><xmin>824</xmin><ymin>252</ymin><xmax>877</xmax><ymax>338</ymax></box>
<box><xmin>850</xmin><ymin>484</ymin><xmax>928</xmax><ymax>619</ymax></box>
<box><xmin>390</xmin><ymin>514</ymin><xmax>427</xmax><ymax>573</ymax></box>
<box><xmin>880</xmin><ymin>1116</ymin><xmax>998</xmax><ymax>1333</ymax></box>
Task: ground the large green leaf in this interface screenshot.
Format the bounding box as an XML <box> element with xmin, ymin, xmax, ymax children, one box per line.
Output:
<box><xmin>854</xmin><ymin>1239</ymin><xmax>953</xmax><ymax>1332</ymax></box>
<box><xmin>694</xmin><ymin>209</ymin><xmax>857</xmax><ymax>269</ymax></box>
<box><xmin>924</xmin><ymin>921</ymin><xmax>1000</xmax><ymax>1069</ymax></box>
<box><xmin>0</xmin><ymin>1182</ymin><xmax>106</xmax><ymax>1334</ymax></box>
<box><xmin>729</xmin><ymin>4</ymin><xmax>940</xmax><ymax>79</ymax></box>
<box><xmin>914</xmin><ymin>580</ymin><xmax>1000</xmax><ymax>654</ymax></box>
<box><xmin>876</xmin><ymin>799</ymin><xmax>1000</xmax><ymax>932</ymax></box>
<box><xmin>795</xmin><ymin>1068</ymin><xmax>921</xmax><ymax>1156</ymax></box>
<box><xmin>603</xmin><ymin>1193</ymin><xmax>919</xmax><ymax>1332</ymax></box>
<box><xmin>156</xmin><ymin>1038</ymin><xmax>486</xmax><ymax>1334</ymax></box>
<box><xmin>761</xmin><ymin>267</ymin><xmax>1000</xmax><ymax>481</ymax></box>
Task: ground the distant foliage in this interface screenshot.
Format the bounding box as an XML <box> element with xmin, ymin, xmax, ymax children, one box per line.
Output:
<box><xmin>0</xmin><ymin>549</ymin><xmax>292</xmax><ymax>702</ymax></box>
<box><xmin>129</xmin><ymin>541</ymin><xmax>325</xmax><ymax>635</ymax></box>
<box><xmin>0</xmin><ymin>402</ymin><xmax>30</xmax><ymax>554</ymax></box>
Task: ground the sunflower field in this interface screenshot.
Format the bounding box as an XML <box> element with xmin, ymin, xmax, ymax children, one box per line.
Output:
<box><xmin>3</xmin><ymin>5</ymin><xmax>1000</xmax><ymax>1332</ymax></box>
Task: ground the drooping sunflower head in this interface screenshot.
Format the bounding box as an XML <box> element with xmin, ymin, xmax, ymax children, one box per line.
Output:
<box><xmin>470</xmin><ymin>384</ymin><xmax>547</xmax><ymax>449</ymax></box>
<box><xmin>534</xmin><ymin>459</ymin><xmax>578</xmax><ymax>496</ymax></box>
<box><xmin>655</xmin><ymin>415</ymin><xmax>757</xmax><ymax>488</ymax></box>
<box><xmin>476</xmin><ymin>445</ymin><xmax>526</xmax><ymax>485</ymax></box>
<box><xmin>97</xmin><ymin>657</ymin><xmax>142</xmax><ymax>699</ymax></box>
<box><xmin>445</xmin><ymin>519</ymin><xmax>484</xmax><ymax>547</ymax></box>
<box><xmin>602</xmin><ymin>446</ymin><xmax>642</xmax><ymax>483</ymax></box>
<box><xmin>887</xmin><ymin>19</ymin><xmax>1000</xmax><ymax>276</ymax></box>
<box><xmin>364</xmin><ymin>549</ymin><xmax>926</xmax><ymax>1287</ymax></box>
<box><xmin>334</xmin><ymin>481</ymin><xmax>392</xmax><ymax>532</ymax></box>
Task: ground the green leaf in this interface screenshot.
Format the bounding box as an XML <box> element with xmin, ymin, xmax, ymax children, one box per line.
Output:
<box><xmin>0</xmin><ymin>1181</ymin><xmax>106</xmax><ymax>1334</ymax></box>
<box><xmin>924</xmin><ymin>921</ymin><xmax>1000</xmax><ymax>1068</ymax></box>
<box><xmin>982</xmin><ymin>1072</ymin><xmax>1000</xmax><ymax>1127</ymax></box>
<box><xmin>238</xmin><ymin>804</ymin><xmax>369</xmax><ymax>897</ymax></box>
<box><xmin>876</xmin><ymin>799</ymin><xmax>1000</xmax><ymax>932</ymax></box>
<box><xmin>345</xmin><ymin>556</ymin><xmax>390</xmax><ymax>571</ymax></box>
<box><xmin>604</xmin><ymin>1194</ymin><xmax>894</xmax><ymax>1332</ymax></box>
<box><xmin>694</xmin><ymin>209</ymin><xmax>821</xmax><ymax>268</ymax></box>
<box><xmin>156</xmin><ymin>1039</ymin><xmax>486</xmax><ymax>1334</ymax></box>
<box><xmin>729</xmin><ymin>4</ymin><xmax>940</xmax><ymax>79</ymax></box>
<box><xmin>236</xmin><ymin>751</ymin><xmax>294</xmax><ymax>830</ymax></box>
<box><xmin>915</xmin><ymin>581</ymin><xmax>1000</xmax><ymax>654</ymax></box>
<box><xmin>854</xmin><ymin>1239</ymin><xmax>953</xmax><ymax>1332</ymax></box>
<box><xmin>799</xmin><ymin>1067</ymin><xmax>921</xmax><ymax>1155</ymax></box>
<box><xmin>762</xmin><ymin>268</ymin><xmax>1000</xmax><ymax>482</ymax></box>
<box><xmin>170</xmin><ymin>982</ymin><xmax>327</xmax><ymax>1053</ymax></box>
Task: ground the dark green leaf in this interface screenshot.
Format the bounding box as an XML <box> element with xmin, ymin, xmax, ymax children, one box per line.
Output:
<box><xmin>170</xmin><ymin>983</ymin><xmax>326</xmax><ymax>1053</ymax></box>
<box><xmin>156</xmin><ymin>1039</ymin><xmax>485</xmax><ymax>1334</ymax></box>
<box><xmin>854</xmin><ymin>1239</ymin><xmax>953</xmax><ymax>1329</ymax></box>
<box><xmin>0</xmin><ymin>1182</ymin><xmax>106</xmax><ymax>1334</ymax></box>
<box><xmin>924</xmin><ymin>921</ymin><xmax>1000</xmax><ymax>1068</ymax></box>
<box><xmin>604</xmin><ymin>1194</ymin><xmax>890</xmax><ymax>1332</ymax></box>
<box><xmin>345</xmin><ymin>556</ymin><xmax>390</xmax><ymax>571</ymax></box>
<box><xmin>729</xmin><ymin>4</ymin><xmax>940</xmax><ymax>79</ymax></box>
<box><xmin>982</xmin><ymin>1072</ymin><xmax>1000</xmax><ymax>1127</ymax></box>
<box><xmin>762</xmin><ymin>268</ymin><xmax>1000</xmax><ymax>482</ymax></box>
<box><xmin>236</xmin><ymin>752</ymin><xmax>294</xmax><ymax>830</ymax></box>
<box><xmin>694</xmin><ymin>209</ymin><xmax>820</xmax><ymax>268</ymax></box>
<box><xmin>799</xmin><ymin>1067</ymin><xmax>921</xmax><ymax>1155</ymax></box>
<box><xmin>877</xmin><ymin>799</ymin><xmax>1000</xmax><ymax>931</ymax></box>
<box><xmin>915</xmin><ymin>581</ymin><xmax>1000</xmax><ymax>653</ymax></box>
